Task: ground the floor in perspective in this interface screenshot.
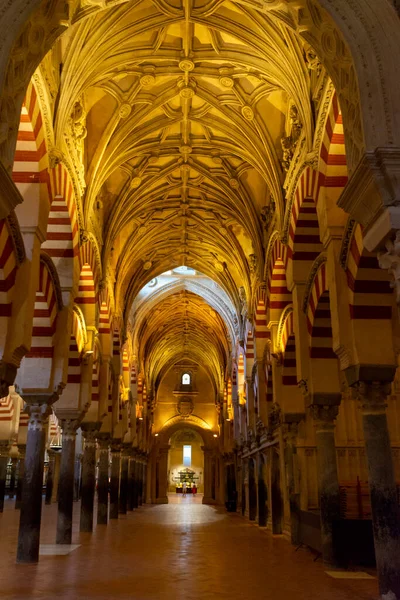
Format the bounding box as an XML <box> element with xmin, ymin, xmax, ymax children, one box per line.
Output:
<box><xmin>0</xmin><ymin>496</ymin><xmax>378</xmax><ymax>600</ymax></box>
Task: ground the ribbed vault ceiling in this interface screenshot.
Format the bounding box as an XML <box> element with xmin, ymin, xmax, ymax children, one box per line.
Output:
<box><xmin>46</xmin><ymin>0</ymin><xmax>319</xmax><ymax>393</ymax></box>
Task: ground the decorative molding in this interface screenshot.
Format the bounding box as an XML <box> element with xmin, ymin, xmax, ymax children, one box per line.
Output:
<box><xmin>302</xmin><ymin>253</ymin><xmax>327</xmax><ymax>314</ymax></box>
<box><xmin>339</xmin><ymin>217</ymin><xmax>357</xmax><ymax>270</ymax></box>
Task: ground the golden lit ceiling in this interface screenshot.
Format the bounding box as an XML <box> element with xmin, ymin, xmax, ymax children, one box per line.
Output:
<box><xmin>37</xmin><ymin>0</ymin><xmax>323</xmax><ymax>394</ymax></box>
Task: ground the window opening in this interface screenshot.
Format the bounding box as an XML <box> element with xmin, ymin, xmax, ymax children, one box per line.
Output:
<box><xmin>182</xmin><ymin>372</ymin><xmax>191</xmax><ymax>385</ymax></box>
<box><xmin>183</xmin><ymin>445</ymin><xmax>192</xmax><ymax>467</ymax></box>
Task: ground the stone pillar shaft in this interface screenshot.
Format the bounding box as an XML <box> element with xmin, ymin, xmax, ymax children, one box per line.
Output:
<box><xmin>358</xmin><ymin>382</ymin><xmax>400</xmax><ymax>600</ymax></box>
<box><xmin>15</xmin><ymin>448</ymin><xmax>25</xmax><ymax>510</ymax></box>
<box><xmin>0</xmin><ymin>449</ymin><xmax>8</xmax><ymax>512</ymax></box>
<box><xmin>97</xmin><ymin>439</ymin><xmax>110</xmax><ymax>525</ymax></box>
<box><xmin>17</xmin><ymin>403</ymin><xmax>50</xmax><ymax>563</ymax></box>
<box><xmin>56</xmin><ymin>422</ymin><xmax>77</xmax><ymax>544</ymax></box>
<box><xmin>79</xmin><ymin>430</ymin><xmax>97</xmax><ymax>533</ymax></box>
<box><xmin>312</xmin><ymin>404</ymin><xmax>341</xmax><ymax>567</ymax></box>
<box><xmin>110</xmin><ymin>447</ymin><xmax>120</xmax><ymax>520</ymax></box>
<box><xmin>119</xmin><ymin>456</ymin><xmax>129</xmax><ymax>514</ymax></box>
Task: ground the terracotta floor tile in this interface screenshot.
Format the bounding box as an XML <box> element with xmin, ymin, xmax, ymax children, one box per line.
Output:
<box><xmin>0</xmin><ymin>495</ymin><xmax>378</xmax><ymax>600</ymax></box>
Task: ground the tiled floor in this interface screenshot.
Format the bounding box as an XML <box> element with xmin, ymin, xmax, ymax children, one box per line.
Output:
<box><xmin>0</xmin><ymin>495</ymin><xmax>378</xmax><ymax>600</ymax></box>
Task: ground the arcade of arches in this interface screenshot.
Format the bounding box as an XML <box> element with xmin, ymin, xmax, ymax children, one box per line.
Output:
<box><xmin>0</xmin><ymin>0</ymin><xmax>399</xmax><ymax>598</ymax></box>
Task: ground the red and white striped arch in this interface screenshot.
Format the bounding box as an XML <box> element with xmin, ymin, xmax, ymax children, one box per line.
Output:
<box><xmin>0</xmin><ymin>219</ymin><xmax>18</xmax><ymax>320</ymax></box>
<box><xmin>25</xmin><ymin>257</ymin><xmax>59</xmax><ymax>360</ymax></box>
<box><xmin>316</xmin><ymin>93</ymin><xmax>348</xmax><ymax>204</ymax></box>
<box><xmin>288</xmin><ymin>167</ymin><xmax>322</xmax><ymax>265</ymax></box>
<box><xmin>346</xmin><ymin>223</ymin><xmax>393</xmax><ymax>320</ymax></box>
<box><xmin>267</xmin><ymin>238</ymin><xmax>291</xmax><ymax>323</ymax></box>
<box><xmin>67</xmin><ymin>308</ymin><xmax>86</xmax><ymax>387</ymax></box>
<box><xmin>42</xmin><ymin>163</ymin><xmax>79</xmax><ymax>287</ymax></box>
<box><xmin>306</xmin><ymin>261</ymin><xmax>336</xmax><ymax>360</ymax></box>
<box><xmin>278</xmin><ymin>308</ymin><xmax>297</xmax><ymax>387</ymax></box>
<box><xmin>12</xmin><ymin>83</ymin><xmax>50</xmax><ymax>207</ymax></box>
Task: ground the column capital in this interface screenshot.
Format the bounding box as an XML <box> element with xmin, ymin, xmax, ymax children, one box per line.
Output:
<box><xmin>25</xmin><ymin>402</ymin><xmax>52</xmax><ymax>432</ymax></box>
<box><xmin>81</xmin><ymin>428</ymin><xmax>97</xmax><ymax>448</ymax></box>
<box><xmin>60</xmin><ymin>418</ymin><xmax>80</xmax><ymax>441</ymax></box>
<box><xmin>97</xmin><ymin>435</ymin><xmax>111</xmax><ymax>451</ymax></box>
<box><xmin>310</xmin><ymin>404</ymin><xmax>339</xmax><ymax>431</ymax></box>
<box><xmin>353</xmin><ymin>380</ymin><xmax>392</xmax><ymax>414</ymax></box>
<box><xmin>110</xmin><ymin>439</ymin><xmax>122</xmax><ymax>453</ymax></box>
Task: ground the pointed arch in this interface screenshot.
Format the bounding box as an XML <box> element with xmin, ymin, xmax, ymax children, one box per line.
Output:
<box><xmin>267</xmin><ymin>237</ymin><xmax>291</xmax><ymax>323</ymax></box>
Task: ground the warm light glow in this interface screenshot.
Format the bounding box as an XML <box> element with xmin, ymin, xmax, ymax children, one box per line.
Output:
<box><xmin>213</xmin><ymin>434</ymin><xmax>218</xmax><ymax>438</ymax></box>
<box><xmin>155</xmin><ymin>433</ymin><xmax>159</xmax><ymax>437</ymax></box>
<box><xmin>139</xmin><ymin>417</ymin><xmax>143</xmax><ymax>421</ymax></box>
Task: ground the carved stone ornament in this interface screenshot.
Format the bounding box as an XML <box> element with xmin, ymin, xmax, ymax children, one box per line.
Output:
<box><xmin>378</xmin><ymin>230</ymin><xmax>400</xmax><ymax>304</ymax></box>
<box><xmin>353</xmin><ymin>380</ymin><xmax>391</xmax><ymax>414</ymax></box>
<box><xmin>281</xmin><ymin>105</ymin><xmax>303</xmax><ymax>172</ymax></box>
<box><xmin>177</xmin><ymin>397</ymin><xmax>194</xmax><ymax>418</ymax></box>
<box><xmin>310</xmin><ymin>404</ymin><xmax>339</xmax><ymax>428</ymax></box>
<box><xmin>27</xmin><ymin>403</ymin><xmax>52</xmax><ymax>432</ymax></box>
<box><xmin>119</xmin><ymin>103</ymin><xmax>132</xmax><ymax>119</ymax></box>
<box><xmin>268</xmin><ymin>402</ymin><xmax>282</xmax><ymax>430</ymax></box>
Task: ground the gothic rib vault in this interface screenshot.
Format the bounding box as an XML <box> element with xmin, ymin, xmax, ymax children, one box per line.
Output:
<box><xmin>0</xmin><ymin>1</ymin><xmax>400</xmax><ymax>598</ymax></box>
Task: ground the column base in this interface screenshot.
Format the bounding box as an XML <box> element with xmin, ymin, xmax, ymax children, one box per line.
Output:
<box><xmin>155</xmin><ymin>497</ymin><xmax>168</xmax><ymax>504</ymax></box>
<box><xmin>202</xmin><ymin>497</ymin><xmax>218</xmax><ymax>505</ymax></box>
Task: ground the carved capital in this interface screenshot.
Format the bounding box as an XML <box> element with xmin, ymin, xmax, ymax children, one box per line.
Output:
<box><xmin>26</xmin><ymin>403</ymin><xmax>52</xmax><ymax>432</ymax></box>
<box><xmin>60</xmin><ymin>419</ymin><xmax>80</xmax><ymax>441</ymax></box>
<box><xmin>310</xmin><ymin>404</ymin><xmax>339</xmax><ymax>431</ymax></box>
<box><xmin>353</xmin><ymin>381</ymin><xmax>391</xmax><ymax>414</ymax></box>
<box><xmin>81</xmin><ymin>426</ymin><xmax>98</xmax><ymax>448</ymax></box>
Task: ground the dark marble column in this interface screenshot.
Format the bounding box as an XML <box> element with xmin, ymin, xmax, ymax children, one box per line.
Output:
<box><xmin>74</xmin><ymin>454</ymin><xmax>82</xmax><ymax>501</ymax></box>
<box><xmin>8</xmin><ymin>457</ymin><xmax>17</xmax><ymax>499</ymax></box>
<box><xmin>97</xmin><ymin>437</ymin><xmax>110</xmax><ymax>525</ymax></box>
<box><xmin>137</xmin><ymin>461</ymin><xmax>143</xmax><ymax>506</ymax></box>
<box><xmin>15</xmin><ymin>446</ymin><xmax>26</xmax><ymax>510</ymax></box>
<box><xmin>127</xmin><ymin>457</ymin><xmax>134</xmax><ymax>511</ymax></box>
<box><xmin>0</xmin><ymin>443</ymin><xmax>9</xmax><ymax>512</ymax></box>
<box><xmin>142</xmin><ymin>460</ymin><xmax>147</xmax><ymax>504</ymax></box>
<box><xmin>311</xmin><ymin>403</ymin><xmax>341</xmax><ymax>568</ymax></box>
<box><xmin>132</xmin><ymin>459</ymin><xmax>139</xmax><ymax>509</ymax></box>
<box><xmin>356</xmin><ymin>381</ymin><xmax>400</xmax><ymax>600</ymax></box>
<box><xmin>17</xmin><ymin>402</ymin><xmax>51</xmax><ymax>563</ymax></box>
<box><xmin>79</xmin><ymin>428</ymin><xmax>97</xmax><ymax>533</ymax></box>
<box><xmin>119</xmin><ymin>454</ymin><xmax>129</xmax><ymax>514</ymax></box>
<box><xmin>45</xmin><ymin>451</ymin><xmax>55</xmax><ymax>505</ymax></box>
<box><xmin>283</xmin><ymin>415</ymin><xmax>302</xmax><ymax>545</ymax></box>
<box><xmin>56</xmin><ymin>420</ymin><xmax>78</xmax><ymax>544</ymax></box>
<box><xmin>109</xmin><ymin>442</ymin><xmax>121</xmax><ymax>520</ymax></box>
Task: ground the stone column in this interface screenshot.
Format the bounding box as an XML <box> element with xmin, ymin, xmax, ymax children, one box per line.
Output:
<box><xmin>155</xmin><ymin>446</ymin><xmax>169</xmax><ymax>504</ymax></box>
<box><xmin>0</xmin><ymin>442</ymin><xmax>9</xmax><ymax>512</ymax></box>
<box><xmin>119</xmin><ymin>454</ymin><xmax>129</xmax><ymax>514</ymax></box>
<box><xmin>246</xmin><ymin>376</ymin><xmax>257</xmax><ymax>433</ymax></box>
<box><xmin>311</xmin><ymin>403</ymin><xmax>341</xmax><ymax>568</ymax></box>
<box><xmin>109</xmin><ymin>442</ymin><xmax>121</xmax><ymax>519</ymax></box>
<box><xmin>142</xmin><ymin>460</ymin><xmax>147</xmax><ymax>504</ymax></box>
<box><xmin>126</xmin><ymin>449</ymin><xmax>135</xmax><ymax>510</ymax></box>
<box><xmin>138</xmin><ymin>462</ymin><xmax>143</xmax><ymax>506</ymax></box>
<box><xmin>356</xmin><ymin>381</ymin><xmax>400</xmax><ymax>600</ymax></box>
<box><xmin>203</xmin><ymin>447</ymin><xmax>216</xmax><ymax>504</ymax></box>
<box><xmin>51</xmin><ymin>451</ymin><xmax>61</xmax><ymax>503</ymax></box>
<box><xmin>283</xmin><ymin>415</ymin><xmax>302</xmax><ymax>545</ymax></box>
<box><xmin>9</xmin><ymin>457</ymin><xmax>17</xmax><ymax>499</ymax></box>
<box><xmin>79</xmin><ymin>427</ymin><xmax>97</xmax><ymax>533</ymax></box>
<box><xmin>45</xmin><ymin>451</ymin><xmax>55</xmax><ymax>505</ymax></box>
<box><xmin>132</xmin><ymin>459</ymin><xmax>139</xmax><ymax>509</ymax></box>
<box><xmin>97</xmin><ymin>437</ymin><xmax>110</xmax><ymax>525</ymax></box>
<box><xmin>17</xmin><ymin>402</ymin><xmax>51</xmax><ymax>563</ymax></box>
<box><xmin>15</xmin><ymin>446</ymin><xmax>26</xmax><ymax>510</ymax></box>
<box><xmin>56</xmin><ymin>420</ymin><xmax>78</xmax><ymax>544</ymax></box>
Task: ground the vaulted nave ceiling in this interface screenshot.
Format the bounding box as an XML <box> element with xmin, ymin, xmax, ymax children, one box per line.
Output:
<box><xmin>37</xmin><ymin>0</ymin><xmax>325</xmax><ymax>391</ymax></box>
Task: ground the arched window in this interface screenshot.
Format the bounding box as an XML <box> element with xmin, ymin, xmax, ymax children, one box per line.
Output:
<box><xmin>182</xmin><ymin>373</ymin><xmax>191</xmax><ymax>385</ymax></box>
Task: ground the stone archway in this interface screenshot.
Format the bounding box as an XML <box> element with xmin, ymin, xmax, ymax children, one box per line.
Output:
<box><xmin>151</xmin><ymin>420</ymin><xmax>217</xmax><ymax>505</ymax></box>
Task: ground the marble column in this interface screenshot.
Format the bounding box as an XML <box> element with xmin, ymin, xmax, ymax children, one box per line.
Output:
<box><xmin>8</xmin><ymin>457</ymin><xmax>17</xmax><ymax>499</ymax></box>
<box><xmin>356</xmin><ymin>381</ymin><xmax>400</xmax><ymax>600</ymax></box>
<box><xmin>56</xmin><ymin>420</ymin><xmax>78</xmax><ymax>544</ymax></box>
<box><xmin>119</xmin><ymin>454</ymin><xmax>129</xmax><ymax>514</ymax></box>
<box><xmin>73</xmin><ymin>454</ymin><xmax>82</xmax><ymax>501</ymax></box>
<box><xmin>97</xmin><ymin>437</ymin><xmax>110</xmax><ymax>525</ymax></box>
<box><xmin>109</xmin><ymin>442</ymin><xmax>121</xmax><ymax>519</ymax></box>
<box><xmin>15</xmin><ymin>446</ymin><xmax>26</xmax><ymax>510</ymax></box>
<box><xmin>0</xmin><ymin>442</ymin><xmax>9</xmax><ymax>512</ymax></box>
<box><xmin>156</xmin><ymin>446</ymin><xmax>169</xmax><ymax>504</ymax></box>
<box><xmin>132</xmin><ymin>459</ymin><xmax>139</xmax><ymax>509</ymax></box>
<box><xmin>51</xmin><ymin>451</ymin><xmax>61</xmax><ymax>503</ymax></box>
<box><xmin>142</xmin><ymin>460</ymin><xmax>147</xmax><ymax>504</ymax></box>
<box><xmin>17</xmin><ymin>401</ymin><xmax>51</xmax><ymax>563</ymax></box>
<box><xmin>202</xmin><ymin>447</ymin><xmax>216</xmax><ymax>505</ymax></box>
<box><xmin>311</xmin><ymin>404</ymin><xmax>341</xmax><ymax>568</ymax></box>
<box><xmin>45</xmin><ymin>451</ymin><xmax>55</xmax><ymax>505</ymax></box>
<box><xmin>283</xmin><ymin>415</ymin><xmax>302</xmax><ymax>545</ymax></box>
<box><xmin>79</xmin><ymin>428</ymin><xmax>97</xmax><ymax>533</ymax></box>
<box><xmin>138</xmin><ymin>462</ymin><xmax>143</xmax><ymax>506</ymax></box>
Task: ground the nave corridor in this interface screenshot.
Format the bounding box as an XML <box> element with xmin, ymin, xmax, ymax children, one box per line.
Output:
<box><xmin>0</xmin><ymin>496</ymin><xmax>377</xmax><ymax>600</ymax></box>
